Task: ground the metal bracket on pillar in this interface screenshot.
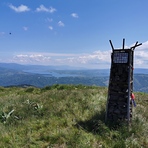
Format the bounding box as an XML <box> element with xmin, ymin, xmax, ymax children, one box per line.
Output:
<box><xmin>130</xmin><ymin>41</ymin><xmax>142</xmax><ymax>51</ymax></box>
<box><xmin>109</xmin><ymin>40</ymin><xmax>114</xmax><ymax>52</ymax></box>
<box><xmin>123</xmin><ymin>38</ymin><xmax>125</xmax><ymax>50</ymax></box>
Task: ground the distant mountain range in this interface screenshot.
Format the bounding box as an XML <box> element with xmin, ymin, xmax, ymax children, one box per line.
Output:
<box><xmin>0</xmin><ymin>63</ymin><xmax>148</xmax><ymax>93</ymax></box>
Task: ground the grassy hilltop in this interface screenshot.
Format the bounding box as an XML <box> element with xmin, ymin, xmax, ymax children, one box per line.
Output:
<box><xmin>0</xmin><ymin>85</ymin><xmax>147</xmax><ymax>148</ymax></box>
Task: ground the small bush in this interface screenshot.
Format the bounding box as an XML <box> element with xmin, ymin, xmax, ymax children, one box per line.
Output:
<box><xmin>25</xmin><ymin>87</ymin><xmax>34</xmax><ymax>93</ymax></box>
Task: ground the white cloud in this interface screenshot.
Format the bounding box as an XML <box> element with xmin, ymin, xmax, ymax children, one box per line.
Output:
<box><xmin>71</xmin><ymin>13</ymin><xmax>79</xmax><ymax>18</ymax></box>
<box><xmin>135</xmin><ymin>50</ymin><xmax>148</xmax><ymax>66</ymax></box>
<box><xmin>9</xmin><ymin>4</ymin><xmax>30</xmax><ymax>12</ymax></box>
<box><xmin>36</xmin><ymin>5</ymin><xmax>56</xmax><ymax>13</ymax></box>
<box><xmin>136</xmin><ymin>40</ymin><xmax>148</xmax><ymax>50</ymax></box>
<box><xmin>23</xmin><ymin>26</ymin><xmax>28</xmax><ymax>31</ymax></box>
<box><xmin>58</xmin><ymin>21</ymin><xmax>65</xmax><ymax>27</ymax></box>
<box><xmin>48</xmin><ymin>26</ymin><xmax>53</xmax><ymax>30</ymax></box>
<box><xmin>4</xmin><ymin>40</ymin><xmax>148</xmax><ymax>69</ymax></box>
<box><xmin>11</xmin><ymin>51</ymin><xmax>111</xmax><ymax>68</ymax></box>
<box><xmin>46</xmin><ymin>18</ymin><xmax>53</xmax><ymax>22</ymax></box>
<box><xmin>13</xmin><ymin>54</ymin><xmax>51</xmax><ymax>64</ymax></box>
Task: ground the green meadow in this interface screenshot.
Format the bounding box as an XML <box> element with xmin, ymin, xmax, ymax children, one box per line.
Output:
<box><xmin>0</xmin><ymin>85</ymin><xmax>147</xmax><ymax>148</ymax></box>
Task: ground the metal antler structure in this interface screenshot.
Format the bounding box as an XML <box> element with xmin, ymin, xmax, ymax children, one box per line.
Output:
<box><xmin>105</xmin><ymin>39</ymin><xmax>142</xmax><ymax>123</ymax></box>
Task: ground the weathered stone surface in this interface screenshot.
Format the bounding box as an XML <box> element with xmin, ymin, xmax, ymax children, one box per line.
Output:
<box><xmin>106</xmin><ymin>49</ymin><xmax>134</xmax><ymax>122</ymax></box>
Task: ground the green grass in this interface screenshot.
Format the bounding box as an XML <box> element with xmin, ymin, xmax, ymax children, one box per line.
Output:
<box><xmin>0</xmin><ymin>84</ymin><xmax>147</xmax><ymax>148</ymax></box>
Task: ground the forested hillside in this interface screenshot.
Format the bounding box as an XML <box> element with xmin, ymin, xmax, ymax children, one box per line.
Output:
<box><xmin>0</xmin><ymin>65</ymin><xmax>148</xmax><ymax>93</ymax></box>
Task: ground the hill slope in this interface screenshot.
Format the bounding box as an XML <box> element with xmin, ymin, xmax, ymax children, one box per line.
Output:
<box><xmin>0</xmin><ymin>85</ymin><xmax>147</xmax><ymax>147</ymax></box>
<box><xmin>0</xmin><ymin>66</ymin><xmax>148</xmax><ymax>93</ymax></box>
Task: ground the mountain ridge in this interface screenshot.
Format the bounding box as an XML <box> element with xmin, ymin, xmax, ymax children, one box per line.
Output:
<box><xmin>0</xmin><ymin>63</ymin><xmax>147</xmax><ymax>93</ymax></box>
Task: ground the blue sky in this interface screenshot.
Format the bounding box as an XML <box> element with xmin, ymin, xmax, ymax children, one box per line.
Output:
<box><xmin>0</xmin><ymin>0</ymin><xmax>148</xmax><ymax>69</ymax></box>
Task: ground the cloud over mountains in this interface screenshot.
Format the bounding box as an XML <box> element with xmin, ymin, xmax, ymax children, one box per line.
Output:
<box><xmin>3</xmin><ymin>40</ymin><xmax>146</xmax><ymax>69</ymax></box>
